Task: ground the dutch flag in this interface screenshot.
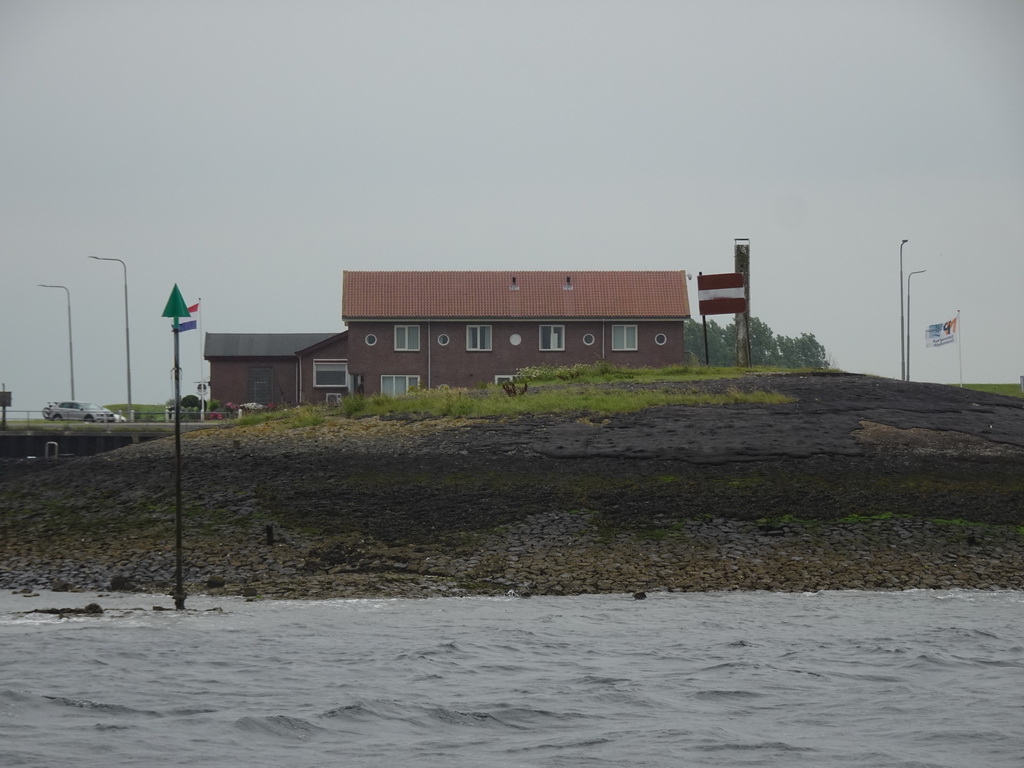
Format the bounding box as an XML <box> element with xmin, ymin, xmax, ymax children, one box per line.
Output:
<box><xmin>179</xmin><ymin>302</ymin><xmax>200</xmax><ymax>332</ymax></box>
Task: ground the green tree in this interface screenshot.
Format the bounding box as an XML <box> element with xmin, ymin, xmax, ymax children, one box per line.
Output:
<box><xmin>684</xmin><ymin>318</ymin><xmax>732</xmax><ymax>365</ymax></box>
<box><xmin>684</xmin><ymin>317</ymin><xmax>831</xmax><ymax>368</ymax></box>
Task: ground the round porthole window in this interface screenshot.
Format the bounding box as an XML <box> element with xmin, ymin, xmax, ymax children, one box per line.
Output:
<box><xmin>509</xmin><ymin>333</ymin><xmax>522</xmax><ymax>346</ymax></box>
<box><xmin>582</xmin><ymin>333</ymin><xmax>595</xmax><ymax>346</ymax></box>
<box><xmin>365</xmin><ymin>334</ymin><xmax>377</xmax><ymax>346</ymax></box>
<box><xmin>437</xmin><ymin>334</ymin><xmax>450</xmax><ymax>346</ymax></box>
<box><xmin>655</xmin><ymin>333</ymin><xmax>667</xmax><ymax>346</ymax></box>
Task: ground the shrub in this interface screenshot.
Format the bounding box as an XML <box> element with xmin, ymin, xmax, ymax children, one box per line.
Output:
<box><xmin>342</xmin><ymin>394</ymin><xmax>369</xmax><ymax>417</ymax></box>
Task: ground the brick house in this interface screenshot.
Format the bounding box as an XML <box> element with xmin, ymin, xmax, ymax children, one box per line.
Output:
<box><xmin>342</xmin><ymin>270</ymin><xmax>691</xmax><ymax>395</ymax></box>
<box><xmin>205</xmin><ymin>331</ymin><xmax>349</xmax><ymax>406</ymax></box>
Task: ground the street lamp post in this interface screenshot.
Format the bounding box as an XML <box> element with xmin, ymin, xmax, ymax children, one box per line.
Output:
<box><xmin>38</xmin><ymin>284</ymin><xmax>75</xmax><ymax>399</ymax></box>
<box><xmin>89</xmin><ymin>257</ymin><xmax>132</xmax><ymax>421</ymax></box>
<box><xmin>899</xmin><ymin>239</ymin><xmax>909</xmax><ymax>381</ymax></box>
<box><xmin>906</xmin><ymin>269</ymin><xmax>926</xmax><ymax>381</ymax></box>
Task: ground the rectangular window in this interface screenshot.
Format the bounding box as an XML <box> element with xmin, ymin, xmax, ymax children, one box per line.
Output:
<box><xmin>394</xmin><ymin>325</ymin><xmax>420</xmax><ymax>351</ymax></box>
<box><xmin>494</xmin><ymin>375</ymin><xmax>515</xmax><ymax>383</ymax></box>
<box><xmin>381</xmin><ymin>375</ymin><xmax>420</xmax><ymax>395</ymax></box>
<box><xmin>611</xmin><ymin>324</ymin><xmax>638</xmax><ymax>351</ymax></box>
<box><xmin>247</xmin><ymin>366</ymin><xmax>274</xmax><ymax>403</ymax></box>
<box><xmin>466</xmin><ymin>325</ymin><xmax>492</xmax><ymax>351</ymax></box>
<box><xmin>539</xmin><ymin>324</ymin><xmax>565</xmax><ymax>351</ymax></box>
<box><xmin>314</xmin><ymin>360</ymin><xmax>348</xmax><ymax>387</ymax></box>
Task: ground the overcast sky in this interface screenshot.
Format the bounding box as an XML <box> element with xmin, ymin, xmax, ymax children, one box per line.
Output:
<box><xmin>2</xmin><ymin>0</ymin><xmax>1022</xmax><ymax>409</ymax></box>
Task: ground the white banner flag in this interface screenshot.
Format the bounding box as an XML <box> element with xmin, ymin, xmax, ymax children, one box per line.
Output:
<box><xmin>925</xmin><ymin>316</ymin><xmax>957</xmax><ymax>347</ymax></box>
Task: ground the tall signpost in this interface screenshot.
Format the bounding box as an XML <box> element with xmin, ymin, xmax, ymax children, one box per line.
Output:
<box><xmin>733</xmin><ymin>239</ymin><xmax>751</xmax><ymax>367</ymax></box>
<box><xmin>162</xmin><ymin>285</ymin><xmax>192</xmax><ymax>610</ymax></box>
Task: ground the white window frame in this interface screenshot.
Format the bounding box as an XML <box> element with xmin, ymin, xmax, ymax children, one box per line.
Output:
<box><xmin>539</xmin><ymin>324</ymin><xmax>565</xmax><ymax>351</ymax></box>
<box><xmin>313</xmin><ymin>359</ymin><xmax>348</xmax><ymax>388</ymax></box>
<box><xmin>611</xmin><ymin>324</ymin><xmax>638</xmax><ymax>351</ymax></box>
<box><xmin>466</xmin><ymin>324</ymin><xmax>492</xmax><ymax>351</ymax></box>
<box><xmin>394</xmin><ymin>325</ymin><xmax>420</xmax><ymax>351</ymax></box>
<box><xmin>380</xmin><ymin>375</ymin><xmax>420</xmax><ymax>395</ymax></box>
<box><xmin>494</xmin><ymin>375</ymin><xmax>515</xmax><ymax>384</ymax></box>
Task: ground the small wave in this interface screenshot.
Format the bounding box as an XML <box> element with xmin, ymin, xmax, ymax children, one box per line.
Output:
<box><xmin>692</xmin><ymin>689</ymin><xmax>767</xmax><ymax>700</ymax></box>
<box><xmin>849</xmin><ymin>643</ymin><xmax>908</xmax><ymax>655</ymax></box>
<box><xmin>41</xmin><ymin>695</ymin><xmax>159</xmax><ymax>717</ymax></box>
<box><xmin>318</xmin><ymin>699</ymin><xmax>589</xmax><ymax>733</ymax></box>
<box><xmin>696</xmin><ymin>739</ymin><xmax>815</xmax><ymax>753</ymax></box>
<box><xmin>576</xmin><ymin>674</ymin><xmax>631</xmax><ymax>687</ymax></box>
<box><xmin>487</xmin><ymin>705</ymin><xmax>591</xmax><ymax>730</ymax></box>
<box><xmin>901</xmin><ymin>652</ymin><xmax>966</xmax><ymax>670</ymax></box>
<box><xmin>427</xmin><ymin>707</ymin><xmax>497</xmax><ymax>727</ymax></box>
<box><xmin>695</xmin><ymin>660</ymin><xmax>764</xmax><ymax>673</ymax></box>
<box><xmin>233</xmin><ymin>715</ymin><xmax>327</xmax><ymax>741</ymax></box>
<box><xmin>820</xmin><ymin>670</ymin><xmax>904</xmax><ymax>683</ymax></box>
<box><xmin>396</xmin><ymin>640</ymin><xmax>488</xmax><ymax>661</ymax></box>
<box><xmin>319</xmin><ymin>699</ymin><xmax>416</xmax><ymax>725</ymax></box>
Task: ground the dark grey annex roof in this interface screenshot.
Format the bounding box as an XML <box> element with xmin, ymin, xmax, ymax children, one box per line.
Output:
<box><xmin>205</xmin><ymin>333</ymin><xmax>337</xmax><ymax>358</ymax></box>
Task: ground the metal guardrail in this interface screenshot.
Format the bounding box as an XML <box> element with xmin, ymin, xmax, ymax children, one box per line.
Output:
<box><xmin>0</xmin><ymin>410</ymin><xmax>236</xmax><ymax>429</ymax></box>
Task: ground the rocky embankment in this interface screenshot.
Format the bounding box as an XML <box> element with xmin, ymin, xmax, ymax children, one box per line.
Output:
<box><xmin>2</xmin><ymin>373</ymin><xmax>1023</xmax><ymax>600</ymax></box>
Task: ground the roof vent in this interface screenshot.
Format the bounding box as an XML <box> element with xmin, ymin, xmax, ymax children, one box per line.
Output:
<box><xmin>509</xmin><ymin>275</ymin><xmax>520</xmax><ymax>291</ymax></box>
<box><xmin>563</xmin><ymin>275</ymin><xmax>573</xmax><ymax>291</ymax></box>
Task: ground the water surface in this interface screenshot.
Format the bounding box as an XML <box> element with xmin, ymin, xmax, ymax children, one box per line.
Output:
<box><xmin>2</xmin><ymin>589</ymin><xmax>1021</xmax><ymax>767</ymax></box>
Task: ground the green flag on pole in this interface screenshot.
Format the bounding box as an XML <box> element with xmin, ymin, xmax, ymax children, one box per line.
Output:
<box><xmin>162</xmin><ymin>284</ymin><xmax>192</xmax><ymax>328</ymax></box>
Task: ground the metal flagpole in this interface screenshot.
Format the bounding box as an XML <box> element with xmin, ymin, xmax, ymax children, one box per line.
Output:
<box><xmin>957</xmin><ymin>309</ymin><xmax>963</xmax><ymax>387</ymax></box>
<box><xmin>197</xmin><ymin>298</ymin><xmax>205</xmax><ymax>418</ymax></box>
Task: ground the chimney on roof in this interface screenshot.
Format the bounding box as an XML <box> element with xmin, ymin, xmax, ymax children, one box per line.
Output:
<box><xmin>564</xmin><ymin>275</ymin><xmax>573</xmax><ymax>291</ymax></box>
<box><xmin>509</xmin><ymin>275</ymin><xmax>519</xmax><ymax>291</ymax></box>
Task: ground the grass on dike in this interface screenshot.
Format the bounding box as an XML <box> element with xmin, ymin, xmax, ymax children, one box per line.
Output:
<box><xmin>234</xmin><ymin>362</ymin><xmax>802</xmax><ymax>427</ymax></box>
<box><xmin>40</xmin><ymin>372</ymin><xmax>1022</xmax><ymax>429</ymax></box>
<box><xmin>961</xmin><ymin>383</ymin><xmax>1024</xmax><ymax>400</ymax></box>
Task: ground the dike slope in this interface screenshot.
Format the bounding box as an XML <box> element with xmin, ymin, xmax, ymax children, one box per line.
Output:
<box><xmin>2</xmin><ymin>373</ymin><xmax>1024</xmax><ymax>600</ymax></box>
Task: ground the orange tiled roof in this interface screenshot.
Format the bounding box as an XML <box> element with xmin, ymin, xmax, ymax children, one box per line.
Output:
<box><xmin>342</xmin><ymin>270</ymin><xmax>691</xmax><ymax>320</ymax></box>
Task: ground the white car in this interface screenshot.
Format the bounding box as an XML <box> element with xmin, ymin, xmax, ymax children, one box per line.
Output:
<box><xmin>43</xmin><ymin>401</ymin><xmax>119</xmax><ymax>423</ymax></box>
